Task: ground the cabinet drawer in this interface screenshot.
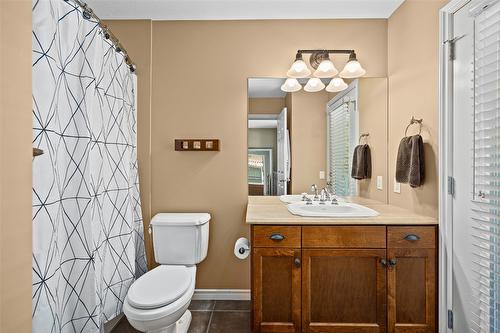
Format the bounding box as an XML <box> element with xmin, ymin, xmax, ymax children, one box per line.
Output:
<box><xmin>252</xmin><ymin>226</ymin><xmax>301</xmax><ymax>248</ymax></box>
<box><xmin>387</xmin><ymin>226</ymin><xmax>436</xmax><ymax>248</ymax></box>
<box><xmin>302</xmin><ymin>226</ymin><xmax>386</xmax><ymax>248</ymax></box>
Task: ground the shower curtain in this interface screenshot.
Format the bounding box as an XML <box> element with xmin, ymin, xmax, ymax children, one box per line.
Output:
<box><xmin>32</xmin><ymin>1</ymin><xmax>147</xmax><ymax>332</ymax></box>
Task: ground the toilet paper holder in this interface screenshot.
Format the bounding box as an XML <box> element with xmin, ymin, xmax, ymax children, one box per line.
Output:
<box><xmin>234</xmin><ymin>237</ymin><xmax>251</xmax><ymax>259</ymax></box>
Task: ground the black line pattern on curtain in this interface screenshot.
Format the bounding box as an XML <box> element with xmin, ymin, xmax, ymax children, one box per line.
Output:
<box><xmin>32</xmin><ymin>1</ymin><xmax>147</xmax><ymax>332</ymax></box>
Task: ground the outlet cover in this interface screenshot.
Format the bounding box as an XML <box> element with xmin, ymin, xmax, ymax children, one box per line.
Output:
<box><xmin>376</xmin><ymin>176</ymin><xmax>383</xmax><ymax>190</ymax></box>
<box><xmin>394</xmin><ymin>180</ymin><xmax>401</xmax><ymax>193</ymax></box>
<box><xmin>319</xmin><ymin>171</ymin><xmax>325</xmax><ymax>180</ymax></box>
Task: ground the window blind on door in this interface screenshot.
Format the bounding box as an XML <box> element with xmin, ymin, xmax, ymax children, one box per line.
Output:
<box><xmin>470</xmin><ymin>1</ymin><xmax>500</xmax><ymax>332</ymax></box>
<box><xmin>327</xmin><ymin>102</ymin><xmax>354</xmax><ymax>196</ymax></box>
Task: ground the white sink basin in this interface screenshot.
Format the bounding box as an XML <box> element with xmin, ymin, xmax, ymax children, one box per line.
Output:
<box><xmin>280</xmin><ymin>194</ymin><xmax>345</xmax><ymax>204</ymax></box>
<box><xmin>287</xmin><ymin>201</ymin><xmax>379</xmax><ymax>218</ymax></box>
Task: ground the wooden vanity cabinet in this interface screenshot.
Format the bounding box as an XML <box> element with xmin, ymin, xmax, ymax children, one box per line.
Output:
<box><xmin>251</xmin><ymin>225</ymin><xmax>437</xmax><ymax>333</ymax></box>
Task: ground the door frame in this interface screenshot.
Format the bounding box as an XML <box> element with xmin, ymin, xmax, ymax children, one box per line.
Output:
<box><xmin>438</xmin><ymin>1</ymin><xmax>471</xmax><ymax>332</ymax></box>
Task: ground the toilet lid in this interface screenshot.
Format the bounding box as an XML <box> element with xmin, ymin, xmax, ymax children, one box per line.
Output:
<box><xmin>127</xmin><ymin>266</ymin><xmax>193</xmax><ymax>309</ymax></box>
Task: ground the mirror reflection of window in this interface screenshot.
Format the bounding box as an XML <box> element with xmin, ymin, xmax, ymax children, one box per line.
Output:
<box><xmin>327</xmin><ymin>80</ymin><xmax>358</xmax><ymax>196</ymax></box>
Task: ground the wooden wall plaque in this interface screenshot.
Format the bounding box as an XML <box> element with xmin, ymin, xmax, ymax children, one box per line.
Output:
<box><xmin>174</xmin><ymin>139</ymin><xmax>220</xmax><ymax>151</ymax></box>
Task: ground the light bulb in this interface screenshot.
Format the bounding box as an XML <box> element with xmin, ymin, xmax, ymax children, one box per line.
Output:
<box><xmin>304</xmin><ymin>78</ymin><xmax>325</xmax><ymax>92</ymax></box>
<box><xmin>287</xmin><ymin>55</ymin><xmax>311</xmax><ymax>78</ymax></box>
<box><xmin>280</xmin><ymin>78</ymin><xmax>302</xmax><ymax>92</ymax></box>
<box><xmin>326</xmin><ymin>77</ymin><xmax>348</xmax><ymax>93</ymax></box>
<box><xmin>340</xmin><ymin>60</ymin><xmax>366</xmax><ymax>78</ymax></box>
<box><xmin>314</xmin><ymin>60</ymin><xmax>338</xmax><ymax>78</ymax></box>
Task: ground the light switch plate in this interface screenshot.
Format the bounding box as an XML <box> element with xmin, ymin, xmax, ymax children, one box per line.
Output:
<box><xmin>376</xmin><ymin>176</ymin><xmax>383</xmax><ymax>190</ymax></box>
<box><xmin>319</xmin><ymin>171</ymin><xmax>325</xmax><ymax>180</ymax></box>
<box><xmin>394</xmin><ymin>180</ymin><xmax>401</xmax><ymax>193</ymax></box>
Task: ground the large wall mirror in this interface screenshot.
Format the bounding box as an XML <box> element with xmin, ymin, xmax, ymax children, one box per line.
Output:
<box><xmin>247</xmin><ymin>77</ymin><xmax>389</xmax><ymax>203</ymax></box>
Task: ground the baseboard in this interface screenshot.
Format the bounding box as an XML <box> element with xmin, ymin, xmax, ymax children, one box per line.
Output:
<box><xmin>192</xmin><ymin>289</ymin><xmax>251</xmax><ymax>301</ymax></box>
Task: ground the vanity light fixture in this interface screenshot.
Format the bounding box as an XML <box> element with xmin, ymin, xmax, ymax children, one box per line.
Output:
<box><xmin>281</xmin><ymin>78</ymin><xmax>302</xmax><ymax>92</ymax></box>
<box><xmin>326</xmin><ymin>77</ymin><xmax>348</xmax><ymax>93</ymax></box>
<box><xmin>282</xmin><ymin>49</ymin><xmax>365</xmax><ymax>93</ymax></box>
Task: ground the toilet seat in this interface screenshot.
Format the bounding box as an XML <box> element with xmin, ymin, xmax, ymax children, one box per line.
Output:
<box><xmin>123</xmin><ymin>265</ymin><xmax>196</xmax><ymax>322</ymax></box>
<box><xmin>127</xmin><ymin>265</ymin><xmax>193</xmax><ymax>309</ymax></box>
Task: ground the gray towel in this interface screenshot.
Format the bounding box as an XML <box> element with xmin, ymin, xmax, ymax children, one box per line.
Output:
<box><xmin>396</xmin><ymin>135</ymin><xmax>425</xmax><ymax>188</ymax></box>
<box><xmin>351</xmin><ymin>144</ymin><xmax>372</xmax><ymax>180</ymax></box>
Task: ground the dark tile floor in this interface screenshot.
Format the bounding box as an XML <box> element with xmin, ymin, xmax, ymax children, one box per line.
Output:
<box><xmin>113</xmin><ymin>300</ymin><xmax>251</xmax><ymax>333</ymax></box>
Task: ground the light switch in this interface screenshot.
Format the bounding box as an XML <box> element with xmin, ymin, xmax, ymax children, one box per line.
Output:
<box><xmin>319</xmin><ymin>171</ymin><xmax>325</xmax><ymax>180</ymax></box>
<box><xmin>376</xmin><ymin>176</ymin><xmax>383</xmax><ymax>190</ymax></box>
<box><xmin>394</xmin><ymin>180</ymin><xmax>401</xmax><ymax>193</ymax></box>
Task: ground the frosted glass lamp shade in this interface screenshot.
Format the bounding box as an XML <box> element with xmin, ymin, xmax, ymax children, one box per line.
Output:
<box><xmin>304</xmin><ymin>78</ymin><xmax>325</xmax><ymax>92</ymax></box>
<box><xmin>313</xmin><ymin>60</ymin><xmax>338</xmax><ymax>78</ymax></box>
<box><xmin>281</xmin><ymin>78</ymin><xmax>302</xmax><ymax>92</ymax></box>
<box><xmin>326</xmin><ymin>77</ymin><xmax>348</xmax><ymax>93</ymax></box>
<box><xmin>287</xmin><ymin>59</ymin><xmax>311</xmax><ymax>78</ymax></box>
<box><xmin>339</xmin><ymin>59</ymin><xmax>366</xmax><ymax>78</ymax></box>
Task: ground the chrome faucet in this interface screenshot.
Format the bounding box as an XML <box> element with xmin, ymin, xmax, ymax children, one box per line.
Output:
<box><xmin>323</xmin><ymin>187</ymin><xmax>332</xmax><ymax>201</ymax></box>
<box><xmin>319</xmin><ymin>189</ymin><xmax>327</xmax><ymax>204</ymax></box>
<box><xmin>310</xmin><ymin>184</ymin><xmax>319</xmax><ymax>201</ymax></box>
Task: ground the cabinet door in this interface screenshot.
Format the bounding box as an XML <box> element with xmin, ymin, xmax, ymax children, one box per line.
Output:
<box><xmin>387</xmin><ymin>248</ymin><xmax>436</xmax><ymax>333</ymax></box>
<box><xmin>302</xmin><ymin>249</ymin><xmax>387</xmax><ymax>333</ymax></box>
<box><xmin>252</xmin><ymin>247</ymin><xmax>301</xmax><ymax>333</ymax></box>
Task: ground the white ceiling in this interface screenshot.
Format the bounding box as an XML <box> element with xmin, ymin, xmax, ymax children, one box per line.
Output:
<box><xmin>86</xmin><ymin>0</ymin><xmax>405</xmax><ymax>20</ymax></box>
<box><xmin>248</xmin><ymin>78</ymin><xmax>287</xmax><ymax>98</ymax></box>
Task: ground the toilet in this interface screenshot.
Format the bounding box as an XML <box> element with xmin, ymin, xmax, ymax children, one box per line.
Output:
<box><xmin>123</xmin><ymin>213</ymin><xmax>210</xmax><ymax>333</ymax></box>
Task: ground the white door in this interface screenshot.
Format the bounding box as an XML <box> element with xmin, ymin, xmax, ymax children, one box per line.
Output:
<box><xmin>450</xmin><ymin>3</ymin><xmax>475</xmax><ymax>331</ymax></box>
<box><xmin>277</xmin><ymin>107</ymin><xmax>288</xmax><ymax>195</ymax></box>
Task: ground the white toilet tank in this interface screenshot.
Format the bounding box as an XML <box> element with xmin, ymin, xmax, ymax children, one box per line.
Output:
<box><xmin>150</xmin><ymin>213</ymin><xmax>210</xmax><ymax>265</ymax></box>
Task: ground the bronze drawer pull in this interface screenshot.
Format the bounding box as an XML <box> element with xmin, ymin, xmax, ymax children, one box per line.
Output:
<box><xmin>404</xmin><ymin>234</ymin><xmax>421</xmax><ymax>241</ymax></box>
<box><xmin>269</xmin><ymin>233</ymin><xmax>285</xmax><ymax>241</ymax></box>
<box><xmin>294</xmin><ymin>257</ymin><xmax>301</xmax><ymax>268</ymax></box>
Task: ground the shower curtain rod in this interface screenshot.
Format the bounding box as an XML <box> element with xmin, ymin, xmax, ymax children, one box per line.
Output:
<box><xmin>69</xmin><ymin>0</ymin><xmax>136</xmax><ymax>72</ymax></box>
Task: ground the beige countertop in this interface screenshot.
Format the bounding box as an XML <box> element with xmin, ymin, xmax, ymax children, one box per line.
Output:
<box><xmin>246</xmin><ymin>196</ymin><xmax>438</xmax><ymax>225</ymax></box>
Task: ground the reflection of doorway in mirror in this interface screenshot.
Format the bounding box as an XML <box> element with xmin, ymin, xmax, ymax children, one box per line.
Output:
<box><xmin>247</xmin><ymin>78</ymin><xmax>289</xmax><ymax>196</ymax></box>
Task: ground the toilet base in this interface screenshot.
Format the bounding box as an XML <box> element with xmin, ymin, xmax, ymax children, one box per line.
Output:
<box><xmin>148</xmin><ymin>310</ymin><xmax>192</xmax><ymax>333</ymax></box>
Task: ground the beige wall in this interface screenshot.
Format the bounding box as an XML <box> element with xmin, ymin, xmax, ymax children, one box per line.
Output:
<box><xmin>150</xmin><ymin>19</ymin><xmax>387</xmax><ymax>289</ymax></box>
<box><xmin>289</xmin><ymin>91</ymin><xmax>329</xmax><ymax>193</ymax></box>
<box><xmin>248</xmin><ymin>97</ymin><xmax>285</xmax><ymax>114</ymax></box>
<box><xmin>0</xmin><ymin>1</ymin><xmax>32</xmax><ymax>332</ymax></box>
<box><xmin>358</xmin><ymin>78</ymin><xmax>388</xmax><ymax>203</ymax></box>
<box><xmin>387</xmin><ymin>0</ymin><xmax>446</xmax><ymax>218</ymax></box>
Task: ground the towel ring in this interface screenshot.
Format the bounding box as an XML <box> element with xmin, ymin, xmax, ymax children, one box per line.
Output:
<box><xmin>404</xmin><ymin>117</ymin><xmax>423</xmax><ymax>136</ymax></box>
<box><xmin>359</xmin><ymin>133</ymin><xmax>369</xmax><ymax>144</ymax></box>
